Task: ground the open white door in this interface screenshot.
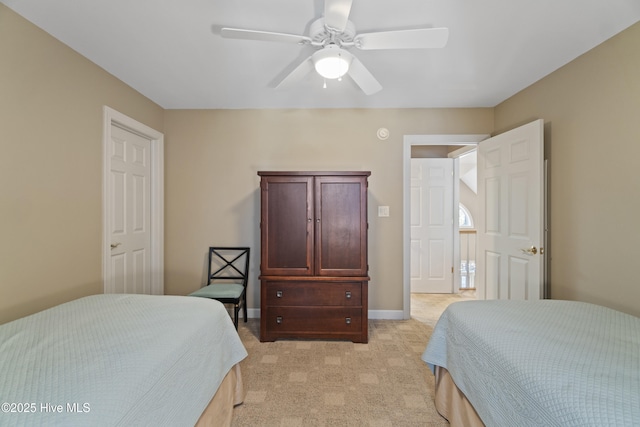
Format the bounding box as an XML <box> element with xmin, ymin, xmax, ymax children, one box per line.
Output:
<box><xmin>477</xmin><ymin>119</ymin><xmax>544</xmax><ymax>300</ymax></box>
<box><xmin>410</xmin><ymin>158</ymin><xmax>454</xmax><ymax>293</ymax></box>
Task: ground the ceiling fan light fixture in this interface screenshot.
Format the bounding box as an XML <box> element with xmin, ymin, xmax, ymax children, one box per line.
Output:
<box><xmin>313</xmin><ymin>45</ymin><xmax>351</xmax><ymax>79</ymax></box>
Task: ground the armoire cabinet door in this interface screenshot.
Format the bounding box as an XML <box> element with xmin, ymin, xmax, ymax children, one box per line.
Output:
<box><xmin>260</xmin><ymin>176</ymin><xmax>313</xmax><ymax>276</ymax></box>
<box><xmin>315</xmin><ymin>176</ymin><xmax>368</xmax><ymax>276</ymax></box>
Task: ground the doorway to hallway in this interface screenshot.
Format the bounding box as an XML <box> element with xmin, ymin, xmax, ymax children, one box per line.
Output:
<box><xmin>402</xmin><ymin>134</ymin><xmax>488</xmax><ymax>320</ymax></box>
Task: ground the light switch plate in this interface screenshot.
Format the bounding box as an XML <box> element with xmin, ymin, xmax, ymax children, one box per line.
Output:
<box><xmin>378</xmin><ymin>206</ymin><xmax>390</xmax><ymax>217</ymax></box>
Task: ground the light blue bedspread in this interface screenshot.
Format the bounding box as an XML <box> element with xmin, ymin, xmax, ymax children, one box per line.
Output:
<box><xmin>422</xmin><ymin>300</ymin><xmax>640</xmax><ymax>426</ymax></box>
<box><xmin>0</xmin><ymin>294</ymin><xmax>248</xmax><ymax>426</ymax></box>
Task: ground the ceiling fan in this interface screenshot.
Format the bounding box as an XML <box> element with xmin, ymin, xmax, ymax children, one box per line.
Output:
<box><xmin>220</xmin><ymin>0</ymin><xmax>449</xmax><ymax>95</ymax></box>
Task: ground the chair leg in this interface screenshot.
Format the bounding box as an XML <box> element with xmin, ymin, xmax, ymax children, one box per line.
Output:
<box><xmin>233</xmin><ymin>304</ymin><xmax>239</xmax><ymax>330</ymax></box>
<box><xmin>243</xmin><ymin>295</ymin><xmax>248</xmax><ymax>323</ymax></box>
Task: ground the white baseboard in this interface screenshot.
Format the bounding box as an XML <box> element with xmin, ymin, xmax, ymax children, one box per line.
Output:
<box><xmin>245</xmin><ymin>309</ymin><xmax>406</xmax><ymax>320</ymax></box>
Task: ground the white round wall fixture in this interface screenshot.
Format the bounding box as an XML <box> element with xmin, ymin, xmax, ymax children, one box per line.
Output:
<box><xmin>377</xmin><ymin>128</ymin><xmax>389</xmax><ymax>140</ymax></box>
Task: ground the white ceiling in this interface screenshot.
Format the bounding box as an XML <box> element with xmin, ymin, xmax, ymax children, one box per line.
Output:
<box><xmin>3</xmin><ymin>0</ymin><xmax>639</xmax><ymax>109</ymax></box>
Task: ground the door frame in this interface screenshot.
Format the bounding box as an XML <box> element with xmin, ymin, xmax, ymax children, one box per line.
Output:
<box><xmin>102</xmin><ymin>106</ymin><xmax>164</xmax><ymax>294</ymax></box>
<box><xmin>402</xmin><ymin>134</ymin><xmax>488</xmax><ymax>319</ymax></box>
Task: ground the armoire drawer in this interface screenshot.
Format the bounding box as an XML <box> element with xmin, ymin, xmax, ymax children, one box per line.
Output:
<box><xmin>264</xmin><ymin>281</ymin><xmax>362</xmax><ymax>307</ymax></box>
<box><xmin>264</xmin><ymin>281</ymin><xmax>363</xmax><ymax>306</ymax></box>
<box><xmin>264</xmin><ymin>307</ymin><xmax>362</xmax><ymax>334</ymax></box>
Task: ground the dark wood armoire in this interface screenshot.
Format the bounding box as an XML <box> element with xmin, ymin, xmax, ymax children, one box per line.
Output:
<box><xmin>258</xmin><ymin>171</ymin><xmax>370</xmax><ymax>343</ymax></box>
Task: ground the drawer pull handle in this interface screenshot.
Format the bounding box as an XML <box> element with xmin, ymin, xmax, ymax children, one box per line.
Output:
<box><xmin>345</xmin><ymin>291</ymin><xmax>352</xmax><ymax>299</ymax></box>
<box><xmin>276</xmin><ymin>290</ymin><xmax>283</xmax><ymax>298</ymax></box>
<box><xmin>276</xmin><ymin>316</ymin><xmax>283</xmax><ymax>324</ymax></box>
<box><xmin>345</xmin><ymin>317</ymin><xmax>351</xmax><ymax>325</ymax></box>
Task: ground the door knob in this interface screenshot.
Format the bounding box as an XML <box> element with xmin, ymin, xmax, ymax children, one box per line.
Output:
<box><xmin>110</xmin><ymin>242</ymin><xmax>121</xmax><ymax>249</ymax></box>
<box><xmin>521</xmin><ymin>246</ymin><xmax>538</xmax><ymax>255</ymax></box>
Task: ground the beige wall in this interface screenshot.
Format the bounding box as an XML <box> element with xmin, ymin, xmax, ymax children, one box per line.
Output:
<box><xmin>3</xmin><ymin>2</ymin><xmax>638</xmax><ymax>323</ymax></box>
<box><xmin>495</xmin><ymin>22</ymin><xmax>640</xmax><ymax>317</ymax></box>
<box><xmin>163</xmin><ymin>109</ymin><xmax>493</xmax><ymax>312</ymax></box>
<box><xmin>0</xmin><ymin>5</ymin><xmax>164</xmax><ymax>324</ymax></box>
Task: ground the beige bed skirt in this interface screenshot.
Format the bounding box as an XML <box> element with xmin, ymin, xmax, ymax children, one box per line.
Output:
<box><xmin>434</xmin><ymin>366</ymin><xmax>485</xmax><ymax>427</ymax></box>
<box><xmin>195</xmin><ymin>364</ymin><xmax>245</xmax><ymax>427</ymax></box>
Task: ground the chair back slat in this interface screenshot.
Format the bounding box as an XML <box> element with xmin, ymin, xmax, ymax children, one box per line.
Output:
<box><xmin>208</xmin><ymin>247</ymin><xmax>250</xmax><ymax>286</ymax></box>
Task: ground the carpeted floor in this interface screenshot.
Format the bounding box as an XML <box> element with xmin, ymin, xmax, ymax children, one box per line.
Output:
<box><xmin>231</xmin><ymin>293</ymin><xmax>474</xmax><ymax>426</ymax></box>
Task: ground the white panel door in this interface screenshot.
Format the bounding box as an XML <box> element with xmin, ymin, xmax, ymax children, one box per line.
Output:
<box><xmin>477</xmin><ymin>119</ymin><xmax>544</xmax><ymax>300</ymax></box>
<box><xmin>411</xmin><ymin>158</ymin><xmax>454</xmax><ymax>293</ymax></box>
<box><xmin>107</xmin><ymin>124</ymin><xmax>151</xmax><ymax>294</ymax></box>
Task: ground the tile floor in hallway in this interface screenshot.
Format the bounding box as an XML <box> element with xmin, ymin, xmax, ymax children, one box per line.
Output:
<box><xmin>411</xmin><ymin>290</ymin><xmax>476</xmax><ymax>327</ymax></box>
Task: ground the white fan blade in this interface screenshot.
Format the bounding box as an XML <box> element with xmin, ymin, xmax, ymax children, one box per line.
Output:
<box><xmin>324</xmin><ymin>0</ymin><xmax>353</xmax><ymax>32</ymax></box>
<box><xmin>221</xmin><ymin>27</ymin><xmax>311</xmax><ymax>44</ymax></box>
<box><xmin>355</xmin><ymin>27</ymin><xmax>449</xmax><ymax>50</ymax></box>
<box><xmin>347</xmin><ymin>56</ymin><xmax>382</xmax><ymax>95</ymax></box>
<box><xmin>275</xmin><ymin>56</ymin><xmax>315</xmax><ymax>90</ymax></box>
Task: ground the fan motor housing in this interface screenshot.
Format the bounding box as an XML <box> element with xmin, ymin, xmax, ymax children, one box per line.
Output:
<box><xmin>310</xmin><ymin>18</ymin><xmax>356</xmax><ymax>47</ymax></box>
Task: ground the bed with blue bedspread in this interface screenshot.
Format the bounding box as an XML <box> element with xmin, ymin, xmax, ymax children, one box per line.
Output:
<box><xmin>0</xmin><ymin>294</ymin><xmax>248</xmax><ymax>427</ymax></box>
<box><xmin>422</xmin><ymin>300</ymin><xmax>640</xmax><ymax>427</ymax></box>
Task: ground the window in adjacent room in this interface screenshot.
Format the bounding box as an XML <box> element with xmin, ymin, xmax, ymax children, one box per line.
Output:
<box><xmin>459</xmin><ymin>203</ymin><xmax>475</xmax><ymax>289</ymax></box>
<box><xmin>459</xmin><ymin>203</ymin><xmax>474</xmax><ymax>229</ymax></box>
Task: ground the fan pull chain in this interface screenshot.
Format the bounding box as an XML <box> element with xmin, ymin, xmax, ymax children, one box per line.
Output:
<box><xmin>323</xmin><ymin>79</ymin><xmax>327</xmax><ymax>89</ymax></box>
